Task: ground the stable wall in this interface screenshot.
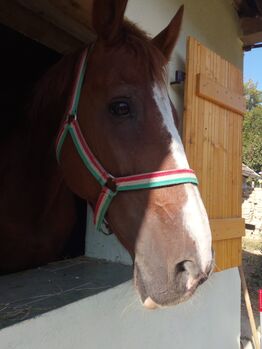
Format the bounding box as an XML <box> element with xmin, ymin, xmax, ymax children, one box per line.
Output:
<box><xmin>126</xmin><ymin>0</ymin><xmax>243</xmax><ymax>119</ymax></box>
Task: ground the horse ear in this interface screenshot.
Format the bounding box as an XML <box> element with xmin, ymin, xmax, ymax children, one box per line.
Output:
<box><xmin>152</xmin><ymin>5</ymin><xmax>184</xmax><ymax>60</ymax></box>
<box><xmin>92</xmin><ymin>0</ymin><xmax>128</xmax><ymax>43</ymax></box>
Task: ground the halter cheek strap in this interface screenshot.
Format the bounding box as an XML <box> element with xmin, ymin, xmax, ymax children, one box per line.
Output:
<box><xmin>56</xmin><ymin>46</ymin><xmax>198</xmax><ymax>231</ymax></box>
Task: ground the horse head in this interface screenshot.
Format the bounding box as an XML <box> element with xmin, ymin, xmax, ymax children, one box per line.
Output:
<box><xmin>58</xmin><ymin>0</ymin><xmax>214</xmax><ymax>308</ymax></box>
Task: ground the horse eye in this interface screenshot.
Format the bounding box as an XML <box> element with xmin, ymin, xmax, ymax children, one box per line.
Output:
<box><xmin>109</xmin><ymin>101</ymin><xmax>130</xmax><ymax>117</ymax></box>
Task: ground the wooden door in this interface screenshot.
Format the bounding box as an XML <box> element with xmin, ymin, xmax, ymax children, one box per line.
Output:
<box><xmin>183</xmin><ymin>37</ymin><xmax>245</xmax><ymax>271</ymax></box>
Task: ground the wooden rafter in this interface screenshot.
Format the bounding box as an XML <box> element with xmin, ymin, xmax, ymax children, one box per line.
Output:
<box><xmin>254</xmin><ymin>0</ymin><xmax>262</xmax><ymax>14</ymax></box>
<box><xmin>1</xmin><ymin>0</ymin><xmax>262</xmax><ymax>50</ymax></box>
<box><xmin>233</xmin><ymin>0</ymin><xmax>262</xmax><ymax>46</ymax></box>
<box><xmin>17</xmin><ymin>0</ymin><xmax>94</xmax><ymax>44</ymax></box>
<box><xmin>0</xmin><ymin>0</ymin><xmax>95</xmax><ymax>53</ymax></box>
<box><xmin>241</xmin><ymin>16</ymin><xmax>262</xmax><ymax>35</ymax></box>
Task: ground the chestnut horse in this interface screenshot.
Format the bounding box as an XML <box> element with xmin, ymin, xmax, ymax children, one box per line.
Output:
<box><xmin>0</xmin><ymin>0</ymin><xmax>213</xmax><ymax>308</ymax></box>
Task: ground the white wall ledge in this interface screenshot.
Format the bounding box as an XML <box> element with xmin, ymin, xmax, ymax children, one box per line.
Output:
<box><xmin>0</xmin><ymin>267</ymin><xmax>240</xmax><ymax>349</ymax></box>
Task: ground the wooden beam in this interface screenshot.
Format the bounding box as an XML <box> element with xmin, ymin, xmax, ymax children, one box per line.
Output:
<box><xmin>241</xmin><ymin>16</ymin><xmax>262</xmax><ymax>35</ymax></box>
<box><xmin>17</xmin><ymin>0</ymin><xmax>95</xmax><ymax>44</ymax></box>
<box><xmin>48</xmin><ymin>0</ymin><xmax>93</xmax><ymax>28</ymax></box>
<box><xmin>0</xmin><ymin>0</ymin><xmax>87</xmax><ymax>53</ymax></box>
<box><xmin>255</xmin><ymin>0</ymin><xmax>262</xmax><ymax>15</ymax></box>
<box><xmin>235</xmin><ymin>0</ymin><xmax>262</xmax><ymax>17</ymax></box>
<box><xmin>239</xmin><ymin>266</ymin><xmax>260</xmax><ymax>349</ymax></box>
<box><xmin>210</xmin><ymin>218</ymin><xmax>245</xmax><ymax>241</ymax></box>
<box><xmin>196</xmin><ymin>73</ymin><xmax>246</xmax><ymax>115</ymax></box>
<box><xmin>233</xmin><ymin>0</ymin><xmax>242</xmax><ymax>7</ymax></box>
<box><xmin>242</xmin><ymin>31</ymin><xmax>262</xmax><ymax>46</ymax></box>
<box><xmin>232</xmin><ymin>0</ymin><xmax>242</xmax><ymax>12</ymax></box>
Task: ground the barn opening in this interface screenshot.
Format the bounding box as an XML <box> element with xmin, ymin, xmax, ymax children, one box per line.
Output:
<box><xmin>0</xmin><ymin>23</ymin><xmax>132</xmax><ymax>330</ymax></box>
<box><xmin>0</xmin><ymin>23</ymin><xmax>87</xmax><ymax>264</ymax></box>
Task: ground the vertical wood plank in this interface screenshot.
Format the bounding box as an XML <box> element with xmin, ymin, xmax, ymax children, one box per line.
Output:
<box><xmin>183</xmin><ymin>37</ymin><xmax>244</xmax><ymax>271</ymax></box>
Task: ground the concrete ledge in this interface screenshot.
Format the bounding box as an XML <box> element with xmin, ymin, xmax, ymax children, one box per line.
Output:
<box><xmin>0</xmin><ymin>267</ymin><xmax>240</xmax><ymax>349</ymax></box>
<box><xmin>0</xmin><ymin>257</ymin><xmax>132</xmax><ymax>329</ymax></box>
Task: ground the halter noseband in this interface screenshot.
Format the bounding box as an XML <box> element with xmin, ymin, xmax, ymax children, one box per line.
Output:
<box><xmin>56</xmin><ymin>45</ymin><xmax>198</xmax><ymax>231</ymax></box>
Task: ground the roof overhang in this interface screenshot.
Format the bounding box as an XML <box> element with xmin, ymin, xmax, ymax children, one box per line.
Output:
<box><xmin>233</xmin><ymin>0</ymin><xmax>262</xmax><ymax>50</ymax></box>
<box><xmin>1</xmin><ymin>1</ymin><xmax>262</xmax><ymax>53</ymax></box>
<box><xmin>0</xmin><ymin>0</ymin><xmax>95</xmax><ymax>53</ymax></box>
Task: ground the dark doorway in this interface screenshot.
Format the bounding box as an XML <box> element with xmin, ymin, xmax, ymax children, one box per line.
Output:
<box><xmin>0</xmin><ymin>23</ymin><xmax>86</xmax><ymax>262</ymax></box>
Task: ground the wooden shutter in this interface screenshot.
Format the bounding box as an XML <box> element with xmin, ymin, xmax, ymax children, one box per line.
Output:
<box><xmin>183</xmin><ymin>37</ymin><xmax>245</xmax><ymax>271</ymax></box>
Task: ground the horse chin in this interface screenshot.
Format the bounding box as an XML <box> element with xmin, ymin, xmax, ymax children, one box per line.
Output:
<box><xmin>143</xmin><ymin>291</ymin><xmax>194</xmax><ymax>310</ymax></box>
<box><xmin>134</xmin><ymin>260</ymin><xmax>214</xmax><ymax>310</ymax></box>
<box><xmin>141</xmin><ymin>279</ymin><xmax>205</xmax><ymax>310</ymax></box>
<box><xmin>143</xmin><ymin>297</ymin><xmax>159</xmax><ymax>309</ymax></box>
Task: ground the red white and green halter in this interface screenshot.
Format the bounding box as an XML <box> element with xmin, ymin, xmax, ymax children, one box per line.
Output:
<box><xmin>56</xmin><ymin>45</ymin><xmax>198</xmax><ymax>231</ymax></box>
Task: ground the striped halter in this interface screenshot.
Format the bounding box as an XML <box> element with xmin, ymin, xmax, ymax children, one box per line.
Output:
<box><xmin>56</xmin><ymin>45</ymin><xmax>198</xmax><ymax>231</ymax></box>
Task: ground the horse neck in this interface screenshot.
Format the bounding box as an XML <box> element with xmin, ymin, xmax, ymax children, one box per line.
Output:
<box><xmin>27</xmin><ymin>51</ymin><xmax>81</xmax><ymax>174</ymax></box>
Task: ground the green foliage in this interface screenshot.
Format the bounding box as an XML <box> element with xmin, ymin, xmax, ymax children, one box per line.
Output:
<box><xmin>244</xmin><ymin>80</ymin><xmax>262</xmax><ymax>111</ymax></box>
<box><xmin>243</xmin><ymin>80</ymin><xmax>262</xmax><ymax>173</ymax></box>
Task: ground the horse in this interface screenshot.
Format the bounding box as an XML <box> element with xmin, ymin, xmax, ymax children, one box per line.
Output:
<box><xmin>0</xmin><ymin>0</ymin><xmax>213</xmax><ymax>309</ymax></box>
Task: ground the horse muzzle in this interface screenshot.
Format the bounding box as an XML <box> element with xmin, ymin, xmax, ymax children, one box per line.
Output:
<box><xmin>134</xmin><ymin>256</ymin><xmax>214</xmax><ymax>309</ymax></box>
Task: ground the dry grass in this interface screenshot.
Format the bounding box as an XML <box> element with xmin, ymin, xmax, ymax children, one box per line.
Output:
<box><xmin>242</xmin><ymin>236</ymin><xmax>262</xmax><ymax>255</ymax></box>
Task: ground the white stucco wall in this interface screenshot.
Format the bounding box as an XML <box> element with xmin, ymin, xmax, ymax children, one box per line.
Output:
<box><xmin>126</xmin><ymin>0</ymin><xmax>243</xmax><ymax>120</ymax></box>
<box><xmin>85</xmin><ymin>1</ymin><xmax>243</xmax><ymax>348</ymax></box>
<box><xmin>126</xmin><ymin>0</ymin><xmax>242</xmax><ymax>68</ymax></box>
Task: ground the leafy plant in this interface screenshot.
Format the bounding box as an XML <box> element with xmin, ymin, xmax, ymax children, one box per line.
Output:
<box><xmin>243</xmin><ymin>80</ymin><xmax>262</xmax><ymax>173</ymax></box>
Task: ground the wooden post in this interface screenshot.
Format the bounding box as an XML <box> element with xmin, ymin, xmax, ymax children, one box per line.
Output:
<box><xmin>239</xmin><ymin>266</ymin><xmax>260</xmax><ymax>349</ymax></box>
<box><xmin>259</xmin><ymin>290</ymin><xmax>262</xmax><ymax>349</ymax></box>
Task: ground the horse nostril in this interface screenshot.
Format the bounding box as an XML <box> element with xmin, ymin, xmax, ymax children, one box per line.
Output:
<box><xmin>175</xmin><ymin>260</ymin><xmax>203</xmax><ymax>291</ymax></box>
<box><xmin>175</xmin><ymin>261</ymin><xmax>187</xmax><ymax>273</ymax></box>
<box><xmin>175</xmin><ymin>260</ymin><xmax>200</xmax><ymax>278</ymax></box>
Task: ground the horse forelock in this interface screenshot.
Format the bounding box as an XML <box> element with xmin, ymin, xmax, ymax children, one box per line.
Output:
<box><xmin>110</xmin><ymin>20</ymin><xmax>167</xmax><ymax>85</ymax></box>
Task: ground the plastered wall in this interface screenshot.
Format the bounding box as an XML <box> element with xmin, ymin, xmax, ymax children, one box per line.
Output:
<box><xmin>126</xmin><ymin>0</ymin><xmax>243</xmax><ymax>121</ymax></box>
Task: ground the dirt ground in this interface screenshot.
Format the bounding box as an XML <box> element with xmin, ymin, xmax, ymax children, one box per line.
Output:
<box><xmin>241</xmin><ymin>231</ymin><xmax>262</xmax><ymax>348</ymax></box>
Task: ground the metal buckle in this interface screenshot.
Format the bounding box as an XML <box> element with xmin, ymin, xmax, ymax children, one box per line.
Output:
<box><xmin>105</xmin><ymin>177</ymin><xmax>117</xmax><ymax>192</ymax></box>
<box><xmin>100</xmin><ymin>220</ymin><xmax>113</xmax><ymax>236</ymax></box>
<box><xmin>66</xmin><ymin>113</ymin><xmax>77</xmax><ymax>124</ymax></box>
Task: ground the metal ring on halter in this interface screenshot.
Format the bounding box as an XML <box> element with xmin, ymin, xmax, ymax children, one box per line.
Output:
<box><xmin>100</xmin><ymin>219</ymin><xmax>113</xmax><ymax>236</ymax></box>
<box><xmin>105</xmin><ymin>177</ymin><xmax>117</xmax><ymax>192</ymax></box>
<box><xmin>66</xmin><ymin>113</ymin><xmax>77</xmax><ymax>124</ymax></box>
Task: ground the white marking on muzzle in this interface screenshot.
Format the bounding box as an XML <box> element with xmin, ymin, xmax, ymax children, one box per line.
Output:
<box><xmin>152</xmin><ymin>84</ymin><xmax>189</xmax><ymax>169</ymax></box>
<box><xmin>152</xmin><ymin>83</ymin><xmax>212</xmax><ymax>272</ymax></box>
<box><xmin>183</xmin><ymin>185</ymin><xmax>212</xmax><ymax>271</ymax></box>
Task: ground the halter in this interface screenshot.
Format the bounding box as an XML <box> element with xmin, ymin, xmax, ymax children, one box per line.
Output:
<box><xmin>56</xmin><ymin>45</ymin><xmax>198</xmax><ymax>231</ymax></box>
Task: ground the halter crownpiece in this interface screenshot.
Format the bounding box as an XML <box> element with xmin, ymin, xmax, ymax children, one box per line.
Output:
<box><xmin>56</xmin><ymin>45</ymin><xmax>198</xmax><ymax>231</ymax></box>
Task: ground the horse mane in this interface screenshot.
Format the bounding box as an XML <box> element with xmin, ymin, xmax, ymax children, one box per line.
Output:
<box><xmin>28</xmin><ymin>50</ymin><xmax>81</xmax><ymax>144</ymax></box>
<box><xmin>119</xmin><ymin>20</ymin><xmax>166</xmax><ymax>84</ymax></box>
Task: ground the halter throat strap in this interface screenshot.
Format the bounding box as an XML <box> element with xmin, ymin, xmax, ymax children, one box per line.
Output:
<box><xmin>56</xmin><ymin>46</ymin><xmax>198</xmax><ymax>231</ymax></box>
